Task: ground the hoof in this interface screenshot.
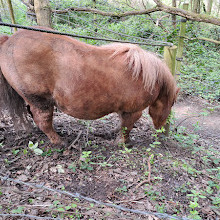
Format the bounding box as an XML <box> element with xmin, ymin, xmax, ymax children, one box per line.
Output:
<box><xmin>51</xmin><ymin>140</ymin><xmax>68</xmax><ymax>151</ymax></box>
<box><xmin>114</xmin><ymin>134</ymin><xmax>135</xmax><ymax>148</ymax></box>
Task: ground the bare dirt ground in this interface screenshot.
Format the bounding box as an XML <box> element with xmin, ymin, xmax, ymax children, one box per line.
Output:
<box><xmin>0</xmin><ymin>95</ymin><xmax>219</xmax><ymax>220</ymax></box>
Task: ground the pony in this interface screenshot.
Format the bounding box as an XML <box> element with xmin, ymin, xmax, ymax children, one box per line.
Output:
<box><xmin>0</xmin><ymin>28</ymin><xmax>179</xmax><ymax>146</ymax></box>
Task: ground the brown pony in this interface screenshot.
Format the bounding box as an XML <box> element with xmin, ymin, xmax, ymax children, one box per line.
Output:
<box><xmin>0</xmin><ymin>28</ymin><xmax>179</xmax><ymax>146</ymax></box>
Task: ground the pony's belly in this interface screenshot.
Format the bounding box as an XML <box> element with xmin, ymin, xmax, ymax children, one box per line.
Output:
<box><xmin>55</xmin><ymin>95</ymin><xmax>118</xmax><ymax>120</ymax></box>
<box><xmin>60</xmin><ymin>105</ymin><xmax>114</xmax><ymax>120</ymax></box>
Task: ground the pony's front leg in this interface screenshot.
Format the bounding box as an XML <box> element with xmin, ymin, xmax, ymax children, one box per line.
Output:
<box><xmin>29</xmin><ymin>104</ymin><xmax>62</xmax><ymax>146</ymax></box>
<box><xmin>115</xmin><ymin>111</ymin><xmax>142</xmax><ymax>146</ymax></box>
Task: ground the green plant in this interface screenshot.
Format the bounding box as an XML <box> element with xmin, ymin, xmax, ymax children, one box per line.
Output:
<box><xmin>79</xmin><ymin>151</ymin><xmax>93</xmax><ymax>170</ymax></box>
<box><xmin>150</xmin><ymin>127</ymin><xmax>165</xmax><ymax>148</ymax></box>
<box><xmin>155</xmin><ymin>203</ymin><xmax>166</xmax><ymax>213</ymax></box>
<box><xmin>12</xmin><ymin>149</ymin><xmax>20</xmax><ymax>155</ymax></box>
<box><xmin>119</xmin><ymin>146</ymin><xmax>132</xmax><ymax>154</ymax></box>
<box><xmin>41</xmin><ymin>149</ymin><xmax>52</xmax><ymax>157</ymax></box>
<box><xmin>210</xmin><ymin>196</ymin><xmax>220</xmax><ymax>205</ymax></box>
<box><xmin>28</xmin><ymin>141</ymin><xmax>43</xmax><ymax>155</ymax></box>
<box><xmin>187</xmin><ymin>190</ymin><xmax>206</xmax><ymax>219</ymax></box>
<box><xmin>172</xmin><ymin>126</ymin><xmax>199</xmax><ymax>148</ymax></box>
<box><xmin>179</xmin><ymin>23</ymin><xmax>219</xmax><ymax>101</ymax></box>
<box><xmin>11</xmin><ymin>206</ymin><xmax>24</xmax><ymax>214</ymax></box>
<box><xmin>68</xmin><ymin>162</ymin><xmax>77</xmax><ymax>172</ymax></box>
<box><xmin>188</xmin><ymin>198</ymin><xmax>201</xmax><ymax>219</ymax></box>
<box><xmin>48</xmin><ymin>200</ymin><xmax>81</xmax><ymax>219</ymax></box>
<box><xmin>91</xmin><ymin>161</ymin><xmax>113</xmax><ymax>167</ymax></box>
<box><xmin>115</xmin><ymin>185</ymin><xmax>128</xmax><ymax>194</ymax></box>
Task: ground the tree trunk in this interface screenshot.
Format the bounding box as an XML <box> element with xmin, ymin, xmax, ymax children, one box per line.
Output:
<box><xmin>27</xmin><ymin>0</ymin><xmax>36</xmax><ymax>22</ymax></box>
<box><xmin>172</xmin><ymin>0</ymin><xmax>176</xmax><ymax>27</ymax></box>
<box><xmin>193</xmin><ymin>0</ymin><xmax>200</xmax><ymax>13</ymax></box>
<box><xmin>218</xmin><ymin>0</ymin><xmax>220</xmax><ymax>17</ymax></box>
<box><xmin>34</xmin><ymin>0</ymin><xmax>51</xmax><ymax>27</ymax></box>
<box><xmin>197</xmin><ymin>0</ymin><xmax>201</xmax><ymax>14</ymax></box>
<box><xmin>207</xmin><ymin>0</ymin><xmax>213</xmax><ymax>15</ymax></box>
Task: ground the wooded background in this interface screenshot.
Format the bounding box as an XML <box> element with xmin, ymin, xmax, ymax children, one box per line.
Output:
<box><xmin>1</xmin><ymin>0</ymin><xmax>219</xmax><ymax>101</ymax></box>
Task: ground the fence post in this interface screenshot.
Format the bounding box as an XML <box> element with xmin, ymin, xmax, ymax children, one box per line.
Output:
<box><xmin>6</xmin><ymin>0</ymin><xmax>17</xmax><ymax>32</ymax></box>
<box><xmin>163</xmin><ymin>45</ymin><xmax>177</xmax><ymax>136</ymax></box>
<box><xmin>176</xmin><ymin>3</ymin><xmax>189</xmax><ymax>79</ymax></box>
<box><xmin>34</xmin><ymin>0</ymin><xmax>52</xmax><ymax>27</ymax></box>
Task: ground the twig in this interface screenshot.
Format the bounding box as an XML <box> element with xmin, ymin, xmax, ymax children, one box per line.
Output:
<box><xmin>135</xmin><ymin>179</ymin><xmax>149</xmax><ymax>189</ymax></box>
<box><xmin>147</xmin><ymin>14</ymin><xmax>169</xmax><ymax>33</ymax></box>
<box><xmin>135</xmin><ymin>155</ymin><xmax>153</xmax><ymax>189</ymax></box>
<box><xmin>115</xmin><ymin>195</ymin><xmax>148</xmax><ymax>204</ymax></box>
<box><xmin>68</xmin><ymin>130</ymin><xmax>82</xmax><ymax>150</ymax></box>
<box><xmin>96</xmin><ymin>156</ymin><xmax>112</xmax><ymax>171</ymax></box>
<box><xmin>175</xmin><ymin>115</ymin><xmax>201</xmax><ymax>129</ymax></box>
<box><xmin>156</xmin><ymin>14</ymin><xmax>170</xmax><ymax>25</ymax></box>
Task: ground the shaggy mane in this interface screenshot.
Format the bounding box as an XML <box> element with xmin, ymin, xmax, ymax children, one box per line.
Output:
<box><xmin>102</xmin><ymin>43</ymin><xmax>177</xmax><ymax>103</ymax></box>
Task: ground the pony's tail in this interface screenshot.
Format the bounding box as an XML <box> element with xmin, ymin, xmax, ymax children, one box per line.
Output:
<box><xmin>0</xmin><ymin>36</ymin><xmax>31</xmax><ymax>130</ymax></box>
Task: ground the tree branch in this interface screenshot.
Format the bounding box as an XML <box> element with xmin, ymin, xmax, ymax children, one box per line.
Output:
<box><xmin>52</xmin><ymin>6</ymin><xmax>160</xmax><ymax>17</ymax></box>
<box><xmin>52</xmin><ymin>3</ymin><xmax>220</xmax><ymax>26</ymax></box>
<box><xmin>152</xmin><ymin>0</ymin><xmax>220</xmax><ymax>26</ymax></box>
<box><xmin>182</xmin><ymin>36</ymin><xmax>220</xmax><ymax>44</ymax></box>
<box><xmin>20</xmin><ymin>0</ymin><xmax>34</xmax><ymax>11</ymax></box>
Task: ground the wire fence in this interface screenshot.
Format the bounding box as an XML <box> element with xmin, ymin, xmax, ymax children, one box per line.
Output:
<box><xmin>0</xmin><ymin>175</ymin><xmax>194</xmax><ymax>220</ymax></box>
<box><xmin>0</xmin><ymin>0</ymin><xmax>177</xmax><ymax>49</ymax></box>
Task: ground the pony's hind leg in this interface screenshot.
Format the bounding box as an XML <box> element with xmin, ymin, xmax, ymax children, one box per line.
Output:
<box><xmin>116</xmin><ymin>111</ymin><xmax>142</xmax><ymax>145</ymax></box>
<box><xmin>27</xmin><ymin>96</ymin><xmax>62</xmax><ymax>145</ymax></box>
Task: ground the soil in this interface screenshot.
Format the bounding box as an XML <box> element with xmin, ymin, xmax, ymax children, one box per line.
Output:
<box><xmin>0</xmin><ymin>95</ymin><xmax>219</xmax><ymax>220</ymax></box>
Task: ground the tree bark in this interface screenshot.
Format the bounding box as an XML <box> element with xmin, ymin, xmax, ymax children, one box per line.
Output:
<box><xmin>34</xmin><ymin>0</ymin><xmax>51</xmax><ymax>27</ymax></box>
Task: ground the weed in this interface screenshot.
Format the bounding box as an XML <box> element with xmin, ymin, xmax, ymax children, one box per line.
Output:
<box><xmin>188</xmin><ymin>198</ymin><xmax>201</xmax><ymax>219</ymax></box>
<box><xmin>28</xmin><ymin>141</ymin><xmax>43</xmax><ymax>155</ymax></box>
<box><xmin>155</xmin><ymin>203</ymin><xmax>166</xmax><ymax>213</ymax></box>
<box><xmin>11</xmin><ymin>206</ymin><xmax>24</xmax><ymax>214</ymax></box>
<box><xmin>79</xmin><ymin>151</ymin><xmax>93</xmax><ymax>171</ymax></box>
<box><xmin>150</xmin><ymin>127</ymin><xmax>165</xmax><ymax>148</ymax></box>
<box><xmin>145</xmin><ymin>185</ymin><xmax>162</xmax><ymax>201</ymax></box>
<box><xmin>49</xmin><ymin>200</ymin><xmax>82</xmax><ymax>219</ymax></box>
<box><xmin>68</xmin><ymin>162</ymin><xmax>77</xmax><ymax>172</ymax></box>
<box><xmin>173</xmin><ymin>126</ymin><xmax>199</xmax><ymax>148</ymax></box>
<box><xmin>186</xmin><ymin>190</ymin><xmax>206</xmax><ymax>219</ymax></box>
<box><xmin>115</xmin><ymin>185</ymin><xmax>128</xmax><ymax>194</ymax></box>
<box><xmin>12</xmin><ymin>149</ymin><xmax>20</xmax><ymax>155</ymax></box>
<box><xmin>119</xmin><ymin>146</ymin><xmax>132</xmax><ymax>154</ymax></box>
